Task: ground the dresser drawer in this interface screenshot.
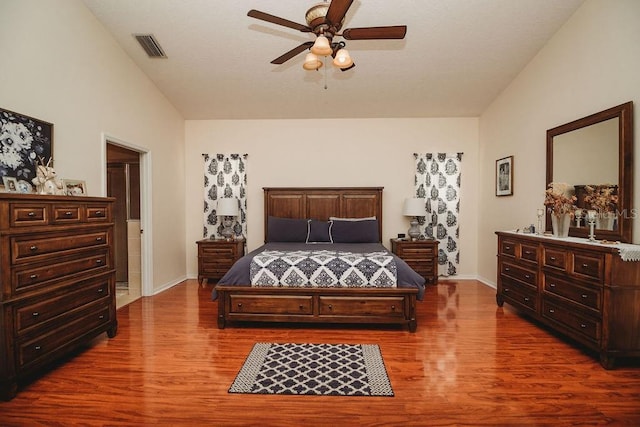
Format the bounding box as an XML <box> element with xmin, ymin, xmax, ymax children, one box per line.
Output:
<box><xmin>543</xmin><ymin>248</ymin><xmax>567</xmax><ymax>271</ymax></box>
<box><xmin>397</xmin><ymin>246</ymin><xmax>436</xmax><ymax>258</ymax></box>
<box><xmin>542</xmin><ymin>298</ymin><xmax>600</xmax><ymax>342</ymax></box>
<box><xmin>15</xmin><ymin>277</ymin><xmax>112</xmax><ymax>335</ymax></box>
<box><xmin>11</xmin><ymin>231</ymin><xmax>109</xmax><ymax>264</ymax></box>
<box><xmin>500</xmin><ymin>278</ymin><xmax>538</xmax><ymax>313</ymax></box>
<box><xmin>52</xmin><ymin>205</ymin><xmax>81</xmax><ymax>224</ymax></box>
<box><xmin>319</xmin><ymin>296</ymin><xmax>405</xmax><ymax>317</ymax></box>
<box><xmin>17</xmin><ymin>304</ymin><xmax>112</xmax><ymax>369</ymax></box>
<box><xmin>501</xmin><ymin>261</ymin><xmax>537</xmax><ymax>286</ymax></box>
<box><xmin>544</xmin><ymin>274</ymin><xmax>601</xmax><ymax>313</ymax></box>
<box><xmin>12</xmin><ymin>250</ymin><xmax>110</xmax><ymax>296</ymax></box>
<box><xmin>521</xmin><ymin>244</ymin><xmax>538</xmax><ymax>262</ymax></box>
<box><xmin>10</xmin><ymin>204</ymin><xmax>48</xmax><ymax>227</ymax></box>
<box><xmin>500</xmin><ymin>240</ymin><xmax>517</xmax><ymax>257</ymax></box>
<box><xmin>86</xmin><ymin>205</ymin><xmax>110</xmax><ymax>222</ymax></box>
<box><xmin>572</xmin><ymin>252</ymin><xmax>604</xmax><ymax>282</ymax></box>
<box><xmin>229</xmin><ymin>294</ymin><xmax>313</xmax><ymax>315</ymax></box>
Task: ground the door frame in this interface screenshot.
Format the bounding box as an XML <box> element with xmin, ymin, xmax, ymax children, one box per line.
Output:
<box><xmin>101</xmin><ymin>133</ymin><xmax>153</xmax><ymax>297</ymax></box>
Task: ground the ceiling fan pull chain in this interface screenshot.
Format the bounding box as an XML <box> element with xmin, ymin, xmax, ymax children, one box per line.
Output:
<box><xmin>324</xmin><ymin>57</ymin><xmax>328</xmax><ymax>90</ymax></box>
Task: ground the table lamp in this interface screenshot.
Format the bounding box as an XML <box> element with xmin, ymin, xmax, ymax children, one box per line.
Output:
<box><xmin>216</xmin><ymin>198</ymin><xmax>239</xmax><ymax>240</ymax></box>
<box><xmin>403</xmin><ymin>198</ymin><xmax>426</xmax><ymax>241</ymax></box>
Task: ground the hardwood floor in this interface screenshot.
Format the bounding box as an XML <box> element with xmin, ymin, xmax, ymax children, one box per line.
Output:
<box><xmin>1</xmin><ymin>279</ymin><xmax>639</xmax><ymax>426</ymax></box>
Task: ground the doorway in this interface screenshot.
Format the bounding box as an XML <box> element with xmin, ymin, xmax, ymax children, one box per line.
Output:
<box><xmin>107</xmin><ymin>143</ymin><xmax>142</xmax><ymax>308</ymax></box>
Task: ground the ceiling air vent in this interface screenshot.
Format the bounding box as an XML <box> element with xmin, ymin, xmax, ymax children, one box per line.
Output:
<box><xmin>134</xmin><ymin>34</ymin><xmax>167</xmax><ymax>58</ymax></box>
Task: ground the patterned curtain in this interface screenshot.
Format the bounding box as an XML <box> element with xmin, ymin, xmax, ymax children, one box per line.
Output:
<box><xmin>203</xmin><ymin>154</ymin><xmax>248</xmax><ymax>239</ymax></box>
<box><xmin>414</xmin><ymin>153</ymin><xmax>463</xmax><ymax>276</ymax></box>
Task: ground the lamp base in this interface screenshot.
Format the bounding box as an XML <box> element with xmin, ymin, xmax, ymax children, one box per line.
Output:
<box><xmin>220</xmin><ymin>216</ymin><xmax>235</xmax><ymax>240</ymax></box>
<box><xmin>407</xmin><ymin>218</ymin><xmax>421</xmax><ymax>241</ymax></box>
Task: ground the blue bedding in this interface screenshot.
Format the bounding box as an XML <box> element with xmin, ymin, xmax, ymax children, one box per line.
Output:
<box><xmin>212</xmin><ymin>242</ymin><xmax>426</xmax><ymax>300</ymax></box>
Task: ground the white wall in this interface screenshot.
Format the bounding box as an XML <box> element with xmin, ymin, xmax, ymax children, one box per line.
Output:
<box><xmin>478</xmin><ymin>0</ymin><xmax>640</xmax><ymax>285</ymax></box>
<box><xmin>185</xmin><ymin>118</ymin><xmax>479</xmax><ymax>279</ymax></box>
<box><xmin>0</xmin><ymin>0</ymin><xmax>187</xmax><ymax>293</ymax></box>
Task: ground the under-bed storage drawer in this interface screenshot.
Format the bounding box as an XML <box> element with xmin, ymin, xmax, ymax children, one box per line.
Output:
<box><xmin>319</xmin><ymin>296</ymin><xmax>405</xmax><ymax>317</ymax></box>
<box><xmin>228</xmin><ymin>294</ymin><xmax>313</xmax><ymax>315</ymax></box>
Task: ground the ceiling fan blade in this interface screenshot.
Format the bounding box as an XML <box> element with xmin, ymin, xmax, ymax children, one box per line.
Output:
<box><xmin>342</xmin><ymin>26</ymin><xmax>407</xmax><ymax>40</ymax></box>
<box><xmin>325</xmin><ymin>0</ymin><xmax>354</xmax><ymax>27</ymax></box>
<box><xmin>270</xmin><ymin>42</ymin><xmax>314</xmax><ymax>64</ymax></box>
<box><xmin>248</xmin><ymin>9</ymin><xmax>311</xmax><ymax>32</ymax></box>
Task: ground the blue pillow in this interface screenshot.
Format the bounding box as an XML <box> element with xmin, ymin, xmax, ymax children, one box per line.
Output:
<box><xmin>331</xmin><ymin>219</ymin><xmax>379</xmax><ymax>243</ymax></box>
<box><xmin>266</xmin><ymin>216</ymin><xmax>308</xmax><ymax>242</ymax></box>
<box><xmin>306</xmin><ymin>220</ymin><xmax>333</xmax><ymax>243</ymax></box>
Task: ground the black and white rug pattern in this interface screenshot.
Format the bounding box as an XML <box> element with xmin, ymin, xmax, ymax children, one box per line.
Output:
<box><xmin>229</xmin><ymin>343</ymin><xmax>394</xmax><ymax>397</ymax></box>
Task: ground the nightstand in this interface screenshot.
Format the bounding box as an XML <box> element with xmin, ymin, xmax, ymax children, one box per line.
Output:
<box><xmin>391</xmin><ymin>238</ymin><xmax>439</xmax><ymax>285</ymax></box>
<box><xmin>197</xmin><ymin>239</ymin><xmax>244</xmax><ymax>286</ymax></box>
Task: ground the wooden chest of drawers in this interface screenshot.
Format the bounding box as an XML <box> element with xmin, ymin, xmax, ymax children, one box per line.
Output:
<box><xmin>0</xmin><ymin>194</ymin><xmax>116</xmax><ymax>400</ymax></box>
<box><xmin>390</xmin><ymin>238</ymin><xmax>439</xmax><ymax>284</ymax></box>
<box><xmin>196</xmin><ymin>239</ymin><xmax>244</xmax><ymax>286</ymax></box>
<box><xmin>496</xmin><ymin>231</ymin><xmax>640</xmax><ymax>369</ymax></box>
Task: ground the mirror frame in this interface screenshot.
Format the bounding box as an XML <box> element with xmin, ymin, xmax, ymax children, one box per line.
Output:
<box><xmin>546</xmin><ymin>101</ymin><xmax>634</xmax><ymax>243</ymax></box>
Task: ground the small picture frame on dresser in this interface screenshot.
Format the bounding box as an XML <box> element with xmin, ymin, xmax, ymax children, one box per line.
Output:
<box><xmin>496</xmin><ymin>155</ymin><xmax>513</xmax><ymax>196</ymax></box>
<box><xmin>2</xmin><ymin>176</ymin><xmax>18</xmax><ymax>192</ymax></box>
<box><xmin>63</xmin><ymin>179</ymin><xmax>87</xmax><ymax>196</ymax></box>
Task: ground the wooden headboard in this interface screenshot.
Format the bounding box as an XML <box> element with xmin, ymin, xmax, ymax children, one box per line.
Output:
<box><xmin>263</xmin><ymin>187</ymin><xmax>383</xmax><ymax>242</ymax></box>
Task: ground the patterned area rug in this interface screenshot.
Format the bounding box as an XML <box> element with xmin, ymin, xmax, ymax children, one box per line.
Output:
<box><xmin>229</xmin><ymin>343</ymin><xmax>394</xmax><ymax>396</ymax></box>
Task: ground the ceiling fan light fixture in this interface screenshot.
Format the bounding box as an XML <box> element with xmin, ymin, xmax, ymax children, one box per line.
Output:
<box><xmin>311</xmin><ymin>35</ymin><xmax>332</xmax><ymax>56</ymax></box>
<box><xmin>333</xmin><ymin>48</ymin><xmax>353</xmax><ymax>68</ymax></box>
<box><xmin>302</xmin><ymin>52</ymin><xmax>323</xmax><ymax>70</ymax></box>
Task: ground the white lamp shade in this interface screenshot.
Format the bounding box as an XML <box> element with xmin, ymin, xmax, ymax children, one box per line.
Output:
<box><xmin>310</xmin><ymin>35</ymin><xmax>332</xmax><ymax>56</ymax></box>
<box><xmin>216</xmin><ymin>198</ymin><xmax>239</xmax><ymax>216</ymax></box>
<box><xmin>403</xmin><ymin>198</ymin><xmax>426</xmax><ymax>216</ymax></box>
<box><xmin>303</xmin><ymin>52</ymin><xmax>323</xmax><ymax>70</ymax></box>
<box><xmin>332</xmin><ymin>48</ymin><xmax>353</xmax><ymax>68</ymax></box>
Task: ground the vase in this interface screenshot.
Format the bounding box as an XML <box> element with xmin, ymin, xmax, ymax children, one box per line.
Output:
<box><xmin>551</xmin><ymin>213</ymin><xmax>571</xmax><ymax>238</ymax></box>
<box><xmin>596</xmin><ymin>212</ymin><xmax>615</xmax><ymax>230</ymax></box>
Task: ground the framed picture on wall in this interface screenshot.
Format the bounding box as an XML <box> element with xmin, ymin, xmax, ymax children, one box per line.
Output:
<box><xmin>63</xmin><ymin>179</ymin><xmax>87</xmax><ymax>196</ymax></box>
<box><xmin>0</xmin><ymin>107</ymin><xmax>53</xmax><ymax>184</ymax></box>
<box><xmin>496</xmin><ymin>156</ymin><xmax>513</xmax><ymax>196</ymax></box>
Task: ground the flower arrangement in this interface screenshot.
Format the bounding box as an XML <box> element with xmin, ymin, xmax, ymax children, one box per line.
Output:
<box><xmin>544</xmin><ymin>182</ymin><xmax>576</xmax><ymax>215</ymax></box>
<box><xmin>584</xmin><ymin>184</ymin><xmax>618</xmax><ymax>213</ymax></box>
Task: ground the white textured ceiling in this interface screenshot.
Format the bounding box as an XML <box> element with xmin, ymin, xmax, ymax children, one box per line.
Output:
<box><xmin>82</xmin><ymin>0</ymin><xmax>584</xmax><ymax>120</ymax></box>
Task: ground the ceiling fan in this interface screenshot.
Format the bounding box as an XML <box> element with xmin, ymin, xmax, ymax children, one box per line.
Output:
<box><xmin>247</xmin><ymin>0</ymin><xmax>407</xmax><ymax>71</ymax></box>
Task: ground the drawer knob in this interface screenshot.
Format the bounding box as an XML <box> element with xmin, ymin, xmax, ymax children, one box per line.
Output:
<box><xmin>96</xmin><ymin>211</ymin><xmax>104</xmax><ymax>216</ymax></box>
<box><xmin>524</xmin><ymin>251</ymin><xmax>531</xmax><ymax>255</ymax></box>
<box><xmin>582</xmin><ymin>263</ymin><xmax>589</xmax><ymax>268</ymax></box>
<box><xmin>99</xmin><ymin>315</ymin><xmax>105</xmax><ymax>320</ymax></box>
<box><xmin>523</xmin><ymin>297</ymin><xmax>529</xmax><ymax>302</ymax></box>
<box><xmin>97</xmin><ymin>288</ymin><xmax>104</xmax><ymax>293</ymax></box>
<box><xmin>328</xmin><ymin>304</ymin><xmax>333</xmax><ymax>310</ymax></box>
<box><xmin>29</xmin><ymin>245</ymin><xmax>38</xmax><ymax>251</ymax></box>
<box><xmin>504</xmin><ymin>288</ymin><xmax>509</xmax><ymax>292</ymax></box>
<box><xmin>34</xmin><ymin>345</ymin><xmax>42</xmax><ymax>351</ymax></box>
<box><xmin>505</xmin><ymin>267</ymin><xmax>510</xmax><ymax>271</ymax></box>
<box><xmin>28</xmin><ymin>211</ymin><xmax>36</xmax><ymax>217</ymax></box>
<box><xmin>391</xmin><ymin>305</ymin><xmax>396</xmax><ymax>311</ymax></box>
<box><xmin>96</xmin><ymin>237</ymin><xmax>103</xmax><ymax>242</ymax></box>
<box><xmin>32</xmin><ymin>312</ymin><xmax>39</xmax><ymax>317</ymax></box>
<box><xmin>30</xmin><ymin>274</ymin><xmax>38</xmax><ymax>280</ymax></box>
<box><xmin>505</xmin><ymin>246</ymin><xmax>511</xmax><ymax>250</ymax></box>
<box><xmin>525</xmin><ymin>275</ymin><xmax>531</xmax><ymax>279</ymax></box>
<box><xmin>550</xmin><ymin>256</ymin><xmax>556</xmax><ymax>261</ymax></box>
<box><xmin>237</xmin><ymin>303</ymin><xmax>242</xmax><ymax>308</ymax></box>
<box><xmin>299</xmin><ymin>305</ymin><xmax>304</xmax><ymax>310</ymax></box>
<box><xmin>549</xmin><ymin>309</ymin><xmax>555</xmax><ymax>314</ymax></box>
<box><xmin>549</xmin><ymin>283</ymin><xmax>556</xmax><ymax>288</ymax></box>
<box><xmin>580</xmin><ymin>323</ymin><xmax>587</xmax><ymax>329</ymax></box>
<box><xmin>96</xmin><ymin>259</ymin><xmax>103</xmax><ymax>264</ymax></box>
<box><xmin>65</xmin><ymin>211</ymin><xmax>73</xmax><ymax>216</ymax></box>
<box><xmin>581</xmin><ymin>294</ymin><xmax>588</xmax><ymax>299</ymax></box>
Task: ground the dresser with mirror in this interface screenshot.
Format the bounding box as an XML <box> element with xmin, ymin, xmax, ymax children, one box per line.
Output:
<box><xmin>496</xmin><ymin>101</ymin><xmax>640</xmax><ymax>369</ymax></box>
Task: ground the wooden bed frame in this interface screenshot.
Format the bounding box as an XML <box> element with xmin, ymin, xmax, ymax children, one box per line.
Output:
<box><xmin>215</xmin><ymin>187</ymin><xmax>419</xmax><ymax>332</ymax></box>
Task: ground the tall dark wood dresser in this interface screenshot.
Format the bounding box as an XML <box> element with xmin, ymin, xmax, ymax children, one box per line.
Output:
<box><xmin>0</xmin><ymin>193</ymin><xmax>117</xmax><ymax>400</ymax></box>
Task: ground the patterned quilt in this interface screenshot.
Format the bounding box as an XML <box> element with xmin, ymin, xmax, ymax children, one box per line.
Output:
<box><xmin>250</xmin><ymin>250</ymin><xmax>398</xmax><ymax>288</ymax></box>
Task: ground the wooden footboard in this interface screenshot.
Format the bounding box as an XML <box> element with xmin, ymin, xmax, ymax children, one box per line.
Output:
<box><xmin>215</xmin><ymin>286</ymin><xmax>419</xmax><ymax>332</ymax></box>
